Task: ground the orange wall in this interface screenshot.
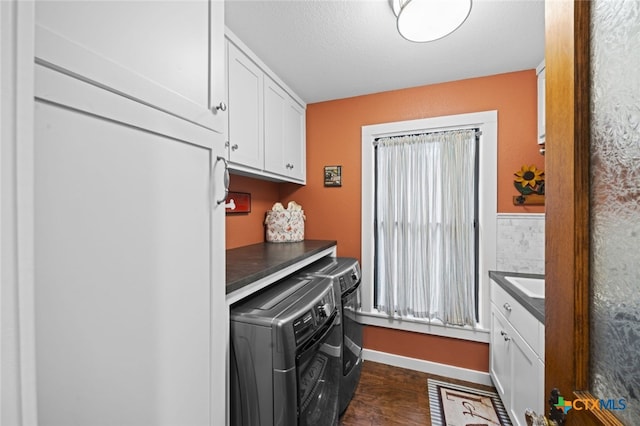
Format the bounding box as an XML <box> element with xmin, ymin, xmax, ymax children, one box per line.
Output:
<box><xmin>226</xmin><ymin>71</ymin><xmax>543</xmax><ymax>370</ymax></box>
<box><xmin>364</xmin><ymin>326</ymin><xmax>489</xmax><ymax>373</ymax></box>
<box><xmin>280</xmin><ymin>69</ymin><xmax>544</xmax><ymax>262</ymax></box>
<box><xmin>228</xmin><ymin>70</ymin><xmax>543</xmax><ymax>254</ymax></box>
<box><xmin>225</xmin><ymin>174</ymin><xmax>280</xmax><ymax>249</ymax></box>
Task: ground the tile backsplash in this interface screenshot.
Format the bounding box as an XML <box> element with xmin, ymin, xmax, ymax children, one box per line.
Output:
<box><xmin>496</xmin><ymin>214</ymin><xmax>545</xmax><ymax>274</ymax></box>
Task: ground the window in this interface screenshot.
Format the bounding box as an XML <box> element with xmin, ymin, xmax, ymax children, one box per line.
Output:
<box><xmin>361</xmin><ymin>111</ymin><xmax>497</xmax><ymax>336</ymax></box>
<box><xmin>374</xmin><ymin>129</ymin><xmax>479</xmax><ymax>326</ymax></box>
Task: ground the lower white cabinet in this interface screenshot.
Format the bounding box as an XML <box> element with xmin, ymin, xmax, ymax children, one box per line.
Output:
<box><xmin>510</xmin><ymin>329</ymin><xmax>545</xmax><ymax>424</ymax></box>
<box><xmin>490</xmin><ymin>281</ymin><xmax>544</xmax><ymax>426</ymax></box>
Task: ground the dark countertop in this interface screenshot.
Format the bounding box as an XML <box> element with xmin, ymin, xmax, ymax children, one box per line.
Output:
<box><xmin>489</xmin><ymin>271</ymin><xmax>545</xmax><ymax>323</ymax></box>
<box><xmin>226</xmin><ymin>240</ymin><xmax>337</xmax><ymax>294</ymax></box>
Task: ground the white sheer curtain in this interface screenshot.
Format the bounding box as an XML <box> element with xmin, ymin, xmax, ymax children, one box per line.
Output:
<box><xmin>375</xmin><ymin>129</ymin><xmax>477</xmax><ymax>326</ymax></box>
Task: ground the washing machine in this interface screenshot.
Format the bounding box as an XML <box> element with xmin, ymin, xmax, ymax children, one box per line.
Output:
<box><xmin>230</xmin><ymin>275</ymin><xmax>341</xmax><ymax>426</ymax></box>
<box><xmin>299</xmin><ymin>257</ymin><xmax>363</xmax><ymax>414</ymax></box>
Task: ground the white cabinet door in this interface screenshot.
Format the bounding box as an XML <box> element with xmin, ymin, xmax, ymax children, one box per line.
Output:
<box><xmin>490</xmin><ymin>305</ymin><xmax>511</xmax><ymax>406</ymax></box>
<box><xmin>264</xmin><ymin>77</ymin><xmax>287</xmax><ymax>175</ymax></box>
<box><xmin>509</xmin><ymin>326</ymin><xmax>544</xmax><ymax>425</ymax></box>
<box><xmin>225</xmin><ymin>31</ymin><xmax>306</xmax><ymax>184</ymax></box>
<box><xmin>227</xmin><ymin>41</ymin><xmax>264</xmax><ymax>169</ymax></box>
<box><xmin>264</xmin><ymin>76</ymin><xmax>306</xmax><ymax>182</ymax></box>
<box><xmin>285</xmin><ymin>100</ymin><xmax>306</xmax><ymax>182</ymax></box>
<box><xmin>34</xmin><ymin>98</ymin><xmax>226</xmax><ymax>426</ymax></box>
<box><xmin>537</xmin><ymin>62</ymin><xmax>546</xmax><ymax>144</ymax></box>
<box><xmin>35</xmin><ymin>0</ymin><xmax>226</xmax><ymax>133</ymax></box>
<box><xmin>491</xmin><ymin>300</ymin><xmax>544</xmax><ymax>426</ymax></box>
<box><xmin>209</xmin><ymin>0</ymin><xmax>227</xmax><ymax>133</ymax></box>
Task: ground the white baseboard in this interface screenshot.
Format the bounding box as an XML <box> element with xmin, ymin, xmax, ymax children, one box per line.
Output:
<box><xmin>362</xmin><ymin>349</ymin><xmax>493</xmax><ymax>387</ymax></box>
<box><xmin>496</xmin><ymin>213</ymin><xmax>545</xmax><ymax>219</ymax></box>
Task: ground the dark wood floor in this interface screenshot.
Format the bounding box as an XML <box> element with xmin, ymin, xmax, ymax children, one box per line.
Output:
<box><xmin>338</xmin><ymin>360</ymin><xmax>496</xmax><ymax>426</ymax></box>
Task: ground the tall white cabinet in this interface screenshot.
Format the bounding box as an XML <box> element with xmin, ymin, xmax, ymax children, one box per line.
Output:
<box><xmin>30</xmin><ymin>1</ymin><xmax>228</xmax><ymax>425</ymax></box>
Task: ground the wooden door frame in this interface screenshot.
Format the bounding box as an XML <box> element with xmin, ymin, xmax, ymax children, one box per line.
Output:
<box><xmin>544</xmin><ymin>2</ymin><xmax>623</xmax><ymax>424</ymax></box>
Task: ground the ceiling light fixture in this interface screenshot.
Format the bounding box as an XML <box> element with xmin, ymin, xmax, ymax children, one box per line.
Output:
<box><xmin>391</xmin><ymin>0</ymin><xmax>472</xmax><ymax>43</ymax></box>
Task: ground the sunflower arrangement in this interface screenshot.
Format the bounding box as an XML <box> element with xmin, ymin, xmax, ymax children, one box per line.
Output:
<box><xmin>514</xmin><ymin>165</ymin><xmax>545</xmax><ymax>196</ymax></box>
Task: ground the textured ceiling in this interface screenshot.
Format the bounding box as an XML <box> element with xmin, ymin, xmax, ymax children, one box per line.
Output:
<box><xmin>225</xmin><ymin>0</ymin><xmax>545</xmax><ymax>104</ymax></box>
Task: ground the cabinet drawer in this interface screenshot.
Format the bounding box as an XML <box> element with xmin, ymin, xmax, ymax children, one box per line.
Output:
<box><xmin>491</xmin><ymin>281</ymin><xmax>541</xmax><ymax>355</ymax></box>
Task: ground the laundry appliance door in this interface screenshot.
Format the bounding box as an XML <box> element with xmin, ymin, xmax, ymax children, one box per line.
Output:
<box><xmin>341</xmin><ymin>281</ymin><xmax>363</xmax><ymax>376</ymax></box>
<box><xmin>295</xmin><ymin>311</ymin><xmax>341</xmax><ymax>426</ymax></box>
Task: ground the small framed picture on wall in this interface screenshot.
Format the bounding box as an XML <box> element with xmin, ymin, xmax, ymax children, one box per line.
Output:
<box><xmin>324</xmin><ymin>165</ymin><xmax>342</xmax><ymax>187</ymax></box>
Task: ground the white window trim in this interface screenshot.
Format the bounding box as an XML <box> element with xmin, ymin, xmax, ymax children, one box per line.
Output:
<box><xmin>360</xmin><ymin>111</ymin><xmax>498</xmax><ymax>343</ymax></box>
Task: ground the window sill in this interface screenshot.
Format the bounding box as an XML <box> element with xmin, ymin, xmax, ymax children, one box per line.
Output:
<box><xmin>356</xmin><ymin>309</ymin><xmax>490</xmax><ymax>344</ymax></box>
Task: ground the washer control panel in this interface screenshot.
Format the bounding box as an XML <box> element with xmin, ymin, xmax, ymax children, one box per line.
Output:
<box><xmin>293</xmin><ymin>287</ymin><xmax>335</xmax><ymax>345</ymax></box>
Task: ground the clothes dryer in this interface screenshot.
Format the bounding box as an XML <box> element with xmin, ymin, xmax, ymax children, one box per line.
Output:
<box><xmin>299</xmin><ymin>257</ymin><xmax>363</xmax><ymax>414</ymax></box>
<box><xmin>230</xmin><ymin>275</ymin><xmax>341</xmax><ymax>426</ymax></box>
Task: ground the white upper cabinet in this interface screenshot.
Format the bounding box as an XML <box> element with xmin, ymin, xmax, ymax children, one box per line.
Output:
<box><xmin>35</xmin><ymin>0</ymin><xmax>226</xmax><ymax>134</ymax></box>
<box><xmin>264</xmin><ymin>76</ymin><xmax>306</xmax><ymax>181</ymax></box>
<box><xmin>225</xmin><ymin>29</ymin><xmax>307</xmax><ymax>184</ymax></box>
<box><xmin>227</xmin><ymin>41</ymin><xmax>264</xmax><ymax>170</ymax></box>
<box><xmin>536</xmin><ymin>60</ymin><xmax>546</xmax><ymax>146</ymax></box>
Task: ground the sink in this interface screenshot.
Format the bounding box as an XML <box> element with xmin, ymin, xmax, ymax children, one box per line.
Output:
<box><xmin>505</xmin><ymin>276</ymin><xmax>545</xmax><ymax>299</ymax></box>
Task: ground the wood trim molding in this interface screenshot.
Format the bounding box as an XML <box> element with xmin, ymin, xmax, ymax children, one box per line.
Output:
<box><xmin>544</xmin><ymin>0</ymin><xmax>591</xmax><ymax>401</ymax></box>
<box><xmin>572</xmin><ymin>0</ymin><xmax>592</xmax><ymax>393</ymax></box>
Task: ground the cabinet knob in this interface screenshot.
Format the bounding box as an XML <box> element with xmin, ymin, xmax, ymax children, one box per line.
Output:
<box><xmin>231</xmin><ymin>144</ymin><xmax>238</xmax><ymax>151</ymax></box>
<box><xmin>503</xmin><ymin>302</ymin><xmax>512</xmax><ymax>312</ymax></box>
<box><xmin>213</xmin><ymin>102</ymin><xmax>227</xmax><ymax>112</ymax></box>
